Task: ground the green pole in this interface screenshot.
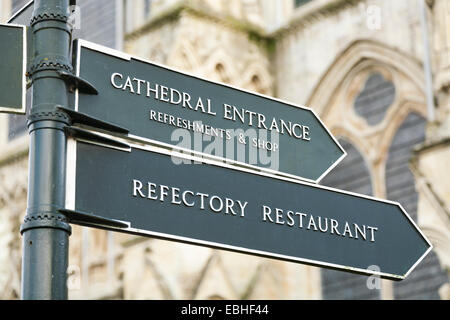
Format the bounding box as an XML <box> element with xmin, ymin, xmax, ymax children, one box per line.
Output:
<box><xmin>20</xmin><ymin>0</ymin><xmax>73</xmax><ymax>300</ymax></box>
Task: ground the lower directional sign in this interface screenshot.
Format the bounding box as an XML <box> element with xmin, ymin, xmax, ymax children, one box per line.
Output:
<box><xmin>66</xmin><ymin>136</ymin><xmax>432</xmax><ymax>280</ymax></box>
<box><xmin>0</xmin><ymin>23</ymin><xmax>27</xmax><ymax>114</ymax></box>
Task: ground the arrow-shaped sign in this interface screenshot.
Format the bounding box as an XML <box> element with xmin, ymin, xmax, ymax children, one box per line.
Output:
<box><xmin>71</xmin><ymin>39</ymin><xmax>346</xmax><ymax>183</ymax></box>
<box><xmin>66</xmin><ymin>136</ymin><xmax>431</xmax><ymax>280</ymax></box>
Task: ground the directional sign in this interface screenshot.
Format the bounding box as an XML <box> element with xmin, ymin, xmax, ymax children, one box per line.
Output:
<box><xmin>0</xmin><ymin>23</ymin><xmax>27</xmax><ymax>114</ymax></box>
<box><xmin>66</xmin><ymin>136</ymin><xmax>432</xmax><ymax>280</ymax></box>
<box><xmin>71</xmin><ymin>39</ymin><xmax>346</xmax><ymax>183</ymax></box>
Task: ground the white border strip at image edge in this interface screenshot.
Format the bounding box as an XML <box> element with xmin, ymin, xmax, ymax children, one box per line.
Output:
<box><xmin>7</xmin><ymin>0</ymin><xmax>34</xmax><ymax>24</ymax></box>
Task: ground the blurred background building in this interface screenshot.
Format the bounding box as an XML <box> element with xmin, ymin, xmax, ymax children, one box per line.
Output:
<box><xmin>0</xmin><ymin>0</ymin><xmax>449</xmax><ymax>299</ymax></box>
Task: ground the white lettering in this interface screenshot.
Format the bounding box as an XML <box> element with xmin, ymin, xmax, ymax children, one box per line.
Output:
<box><xmin>111</xmin><ymin>72</ymin><xmax>123</xmax><ymax>89</ymax></box>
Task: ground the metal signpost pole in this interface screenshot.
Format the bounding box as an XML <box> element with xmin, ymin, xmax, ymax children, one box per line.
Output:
<box><xmin>20</xmin><ymin>0</ymin><xmax>72</xmax><ymax>299</ymax></box>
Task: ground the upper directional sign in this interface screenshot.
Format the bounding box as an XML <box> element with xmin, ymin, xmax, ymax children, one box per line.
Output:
<box><xmin>66</xmin><ymin>136</ymin><xmax>432</xmax><ymax>280</ymax></box>
<box><xmin>0</xmin><ymin>24</ymin><xmax>26</xmax><ymax>114</ymax></box>
<box><xmin>7</xmin><ymin>0</ymin><xmax>34</xmax><ymax>25</ymax></box>
<box><xmin>72</xmin><ymin>39</ymin><xmax>346</xmax><ymax>183</ymax></box>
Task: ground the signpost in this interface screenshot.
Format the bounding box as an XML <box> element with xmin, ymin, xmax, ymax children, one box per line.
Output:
<box><xmin>71</xmin><ymin>40</ymin><xmax>346</xmax><ymax>183</ymax></box>
<box><xmin>0</xmin><ymin>24</ymin><xmax>27</xmax><ymax>113</ymax></box>
<box><xmin>65</xmin><ymin>137</ymin><xmax>432</xmax><ymax>280</ymax></box>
